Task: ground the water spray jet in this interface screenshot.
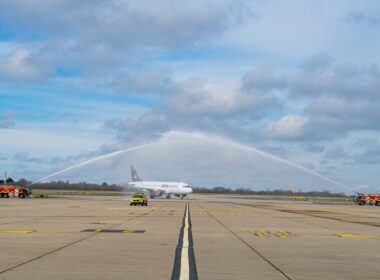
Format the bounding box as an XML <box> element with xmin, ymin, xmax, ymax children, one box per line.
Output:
<box><xmin>29</xmin><ymin>131</ymin><xmax>352</xmax><ymax>193</ymax></box>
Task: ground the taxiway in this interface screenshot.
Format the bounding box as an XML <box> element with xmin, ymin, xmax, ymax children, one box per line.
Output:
<box><xmin>0</xmin><ymin>194</ymin><xmax>379</xmax><ymax>279</ymax></box>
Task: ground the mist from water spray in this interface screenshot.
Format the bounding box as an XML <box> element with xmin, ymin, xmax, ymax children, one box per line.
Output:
<box><xmin>29</xmin><ymin>131</ymin><xmax>351</xmax><ymax>192</ymax></box>
<box><xmin>230</xmin><ymin>140</ymin><xmax>352</xmax><ymax>192</ymax></box>
<box><xmin>29</xmin><ymin>142</ymin><xmax>156</xmax><ymax>186</ymax></box>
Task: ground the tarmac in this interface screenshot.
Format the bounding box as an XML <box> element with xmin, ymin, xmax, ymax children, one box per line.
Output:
<box><xmin>0</xmin><ymin>194</ymin><xmax>379</xmax><ymax>279</ymax></box>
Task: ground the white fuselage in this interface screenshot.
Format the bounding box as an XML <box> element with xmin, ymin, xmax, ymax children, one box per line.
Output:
<box><xmin>128</xmin><ymin>181</ymin><xmax>193</xmax><ymax>195</ymax></box>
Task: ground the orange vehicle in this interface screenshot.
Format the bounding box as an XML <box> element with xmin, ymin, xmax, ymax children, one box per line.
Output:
<box><xmin>354</xmin><ymin>194</ymin><xmax>380</xmax><ymax>206</ymax></box>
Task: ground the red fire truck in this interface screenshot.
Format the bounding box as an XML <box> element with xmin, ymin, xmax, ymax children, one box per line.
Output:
<box><xmin>0</xmin><ymin>186</ymin><xmax>31</xmax><ymax>198</ymax></box>
<box><xmin>354</xmin><ymin>194</ymin><xmax>380</xmax><ymax>206</ymax></box>
<box><xmin>0</xmin><ymin>173</ymin><xmax>31</xmax><ymax>199</ymax></box>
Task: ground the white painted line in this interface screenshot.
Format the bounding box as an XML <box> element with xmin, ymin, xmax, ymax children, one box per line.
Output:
<box><xmin>180</xmin><ymin>202</ymin><xmax>190</xmax><ymax>280</ymax></box>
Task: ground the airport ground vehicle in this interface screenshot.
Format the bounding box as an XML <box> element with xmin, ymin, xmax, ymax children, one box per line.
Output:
<box><xmin>0</xmin><ymin>186</ymin><xmax>31</xmax><ymax>198</ymax></box>
<box><xmin>354</xmin><ymin>194</ymin><xmax>380</xmax><ymax>206</ymax></box>
<box><xmin>129</xmin><ymin>193</ymin><xmax>148</xmax><ymax>206</ymax></box>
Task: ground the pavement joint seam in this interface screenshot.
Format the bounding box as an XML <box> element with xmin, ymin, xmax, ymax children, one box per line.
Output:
<box><xmin>241</xmin><ymin>203</ymin><xmax>380</xmax><ymax>228</ymax></box>
<box><xmin>0</xmin><ymin>205</ymin><xmax>162</xmax><ymax>275</ymax></box>
<box><xmin>198</xmin><ymin>204</ymin><xmax>292</xmax><ymax>280</ymax></box>
<box><xmin>229</xmin><ymin>202</ymin><xmax>350</xmax><ymax>231</ymax></box>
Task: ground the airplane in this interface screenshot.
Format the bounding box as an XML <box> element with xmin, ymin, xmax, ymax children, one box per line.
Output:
<box><xmin>128</xmin><ymin>165</ymin><xmax>193</xmax><ymax>199</ymax></box>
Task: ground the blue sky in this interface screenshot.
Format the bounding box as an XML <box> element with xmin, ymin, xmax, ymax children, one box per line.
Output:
<box><xmin>1</xmin><ymin>0</ymin><xmax>380</xmax><ymax>193</ymax></box>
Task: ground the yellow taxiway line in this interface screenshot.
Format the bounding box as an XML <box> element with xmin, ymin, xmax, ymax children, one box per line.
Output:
<box><xmin>335</xmin><ymin>233</ymin><xmax>378</xmax><ymax>238</ymax></box>
<box><xmin>0</xmin><ymin>230</ymin><xmax>34</xmax><ymax>234</ymax></box>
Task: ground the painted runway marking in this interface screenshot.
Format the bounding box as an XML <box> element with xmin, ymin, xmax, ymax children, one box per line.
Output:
<box><xmin>275</xmin><ymin>231</ymin><xmax>296</xmax><ymax>238</ymax></box>
<box><xmin>0</xmin><ymin>229</ymin><xmax>146</xmax><ymax>234</ymax></box>
<box><xmin>252</xmin><ymin>230</ymin><xmax>296</xmax><ymax>238</ymax></box>
<box><xmin>181</xmin><ymin>212</ymin><xmax>189</xmax><ymax>280</ymax></box>
<box><xmin>254</xmin><ymin>230</ymin><xmax>269</xmax><ymax>237</ymax></box>
<box><xmin>251</xmin><ymin>230</ymin><xmax>379</xmax><ymax>238</ymax></box>
<box><xmin>0</xmin><ymin>230</ymin><xmax>34</xmax><ymax>234</ymax></box>
<box><xmin>0</xmin><ymin>206</ymin><xmax>162</xmax><ymax>276</ymax></box>
<box><xmin>81</xmin><ymin>229</ymin><xmax>145</xmax><ymax>233</ymax></box>
<box><xmin>171</xmin><ymin>202</ymin><xmax>198</xmax><ymax>280</ymax></box>
<box><xmin>335</xmin><ymin>233</ymin><xmax>378</xmax><ymax>238</ymax></box>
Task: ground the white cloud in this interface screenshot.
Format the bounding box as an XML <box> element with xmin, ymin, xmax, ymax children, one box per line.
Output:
<box><xmin>0</xmin><ymin>42</ymin><xmax>20</xmax><ymax>56</ymax></box>
<box><xmin>0</xmin><ymin>0</ymin><xmax>250</xmax><ymax>49</ymax></box>
<box><xmin>2</xmin><ymin>1</ymin><xmax>380</xmax><ymax>192</ymax></box>
<box><xmin>0</xmin><ymin>127</ymin><xmax>110</xmax><ymax>157</ymax></box>
<box><xmin>0</xmin><ymin>1</ymin><xmax>252</xmax><ymax>82</ymax></box>
<box><xmin>265</xmin><ymin>115</ymin><xmax>308</xmax><ymax>140</ymax></box>
<box><xmin>0</xmin><ymin>48</ymin><xmax>51</xmax><ymax>82</ymax></box>
<box><xmin>171</xmin><ymin>80</ymin><xmax>250</xmax><ymax>115</ymax></box>
<box><xmin>243</xmin><ymin>65</ymin><xmax>285</xmax><ymax>91</ymax></box>
<box><xmin>110</xmin><ymin>68</ymin><xmax>172</xmax><ymax>95</ymax></box>
<box><xmin>220</xmin><ymin>1</ymin><xmax>380</xmax><ymax>63</ymax></box>
<box><xmin>0</xmin><ymin>109</ymin><xmax>16</xmax><ymax>128</ymax></box>
<box><xmin>170</xmin><ymin>78</ymin><xmax>278</xmax><ymax>115</ymax></box>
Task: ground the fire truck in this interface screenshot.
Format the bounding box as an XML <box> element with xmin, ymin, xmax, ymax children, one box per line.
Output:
<box><xmin>0</xmin><ymin>186</ymin><xmax>31</xmax><ymax>198</ymax></box>
<box><xmin>0</xmin><ymin>173</ymin><xmax>31</xmax><ymax>199</ymax></box>
<box><xmin>354</xmin><ymin>194</ymin><xmax>380</xmax><ymax>206</ymax></box>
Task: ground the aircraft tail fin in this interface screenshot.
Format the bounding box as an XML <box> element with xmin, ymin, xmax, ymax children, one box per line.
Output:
<box><xmin>130</xmin><ymin>165</ymin><xmax>142</xmax><ymax>182</ymax></box>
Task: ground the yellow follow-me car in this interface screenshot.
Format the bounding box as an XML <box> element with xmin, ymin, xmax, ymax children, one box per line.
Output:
<box><xmin>129</xmin><ymin>193</ymin><xmax>148</xmax><ymax>206</ymax></box>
